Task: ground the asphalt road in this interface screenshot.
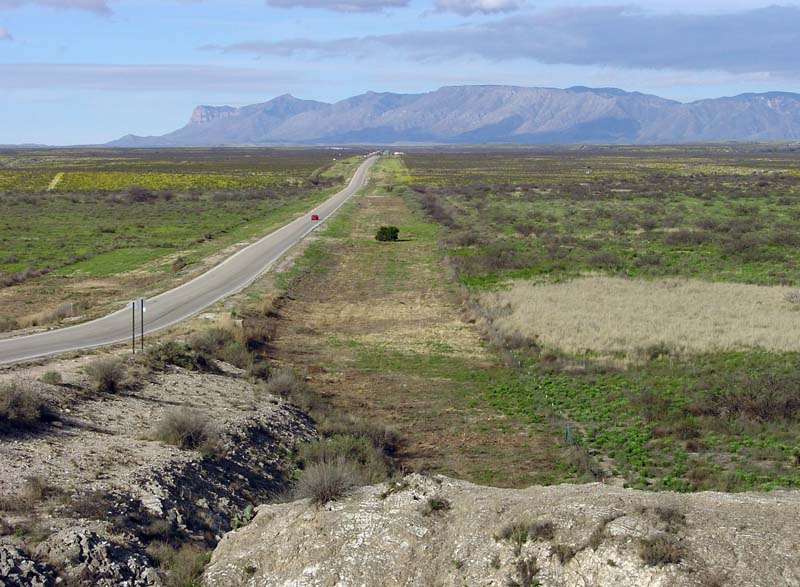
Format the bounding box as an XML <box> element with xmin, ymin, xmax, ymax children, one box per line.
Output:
<box><xmin>0</xmin><ymin>155</ymin><xmax>378</xmax><ymax>366</ymax></box>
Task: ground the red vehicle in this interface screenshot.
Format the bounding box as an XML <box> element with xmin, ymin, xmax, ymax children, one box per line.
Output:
<box><xmin>311</xmin><ymin>214</ymin><xmax>320</xmax><ymax>221</ymax></box>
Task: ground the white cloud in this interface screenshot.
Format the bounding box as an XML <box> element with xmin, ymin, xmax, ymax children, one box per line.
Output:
<box><xmin>210</xmin><ymin>6</ymin><xmax>800</xmax><ymax>75</ymax></box>
<box><xmin>0</xmin><ymin>26</ymin><xmax>11</xmax><ymax>39</ymax></box>
<box><xmin>266</xmin><ymin>0</ymin><xmax>408</xmax><ymax>12</ymax></box>
<box><xmin>435</xmin><ymin>0</ymin><xmax>522</xmax><ymax>15</ymax></box>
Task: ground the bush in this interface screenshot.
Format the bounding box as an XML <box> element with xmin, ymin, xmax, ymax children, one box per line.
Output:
<box><xmin>298</xmin><ymin>435</ymin><xmax>389</xmax><ymax>483</ymax></box>
<box><xmin>638</xmin><ymin>535</ymin><xmax>683</xmax><ymax>566</ymax></box>
<box><xmin>246</xmin><ymin>360</ymin><xmax>271</xmax><ymax>382</ymax></box>
<box><xmin>155</xmin><ymin>408</ymin><xmax>221</xmax><ymax>454</ymax></box>
<box><xmin>0</xmin><ymin>381</ymin><xmax>56</xmax><ymax>433</ymax></box>
<box><xmin>171</xmin><ymin>256</ymin><xmax>188</xmax><ymax>273</ymax></box>
<box><xmin>145</xmin><ymin>341</ymin><xmax>218</xmax><ymax>373</ymax></box>
<box><xmin>85</xmin><ymin>357</ymin><xmax>126</xmax><ymax>393</ymax></box>
<box><xmin>663</xmin><ymin>229</ymin><xmax>710</xmax><ymax>246</ymax></box>
<box><xmin>496</xmin><ymin>520</ymin><xmax>530</xmax><ymax>556</ymax></box>
<box><xmin>263</xmin><ymin>367</ymin><xmax>307</xmax><ymax>399</ymax></box>
<box><xmin>375</xmin><ymin>226</ymin><xmax>400</xmax><ymax>242</ymax></box>
<box><xmin>189</xmin><ymin>327</ymin><xmax>236</xmax><ymax>356</ymax></box>
<box><xmin>40</xmin><ymin>371</ymin><xmax>62</xmax><ymax>385</ymax></box>
<box><xmin>146</xmin><ymin>542</ymin><xmax>211</xmax><ymax>587</ymax></box>
<box><xmin>317</xmin><ymin>415</ymin><xmax>401</xmax><ymax>456</ymax></box>
<box><xmin>421</xmin><ymin>496</ymin><xmax>451</xmax><ymax>516</ymax></box>
<box><xmin>704</xmin><ymin>373</ymin><xmax>800</xmax><ymax>422</ymax></box>
<box><xmin>0</xmin><ymin>315</ymin><xmax>18</xmax><ymax>333</ymax></box>
<box><xmin>295</xmin><ymin>458</ymin><xmax>363</xmax><ymax>505</ymax></box>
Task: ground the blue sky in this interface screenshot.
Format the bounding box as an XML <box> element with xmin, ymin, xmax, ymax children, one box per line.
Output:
<box><xmin>1</xmin><ymin>0</ymin><xmax>799</xmax><ymax>144</ymax></box>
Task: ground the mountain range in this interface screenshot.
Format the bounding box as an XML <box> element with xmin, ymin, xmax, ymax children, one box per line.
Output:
<box><xmin>108</xmin><ymin>85</ymin><xmax>800</xmax><ymax>146</ymax></box>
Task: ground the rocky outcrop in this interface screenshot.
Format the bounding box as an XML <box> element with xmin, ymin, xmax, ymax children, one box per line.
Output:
<box><xmin>204</xmin><ymin>474</ymin><xmax>800</xmax><ymax>587</ymax></box>
<box><xmin>190</xmin><ymin>105</ymin><xmax>239</xmax><ymax>124</ymax></box>
<box><xmin>36</xmin><ymin>528</ymin><xmax>160</xmax><ymax>587</ymax></box>
<box><xmin>0</xmin><ymin>541</ymin><xmax>55</xmax><ymax>587</ymax></box>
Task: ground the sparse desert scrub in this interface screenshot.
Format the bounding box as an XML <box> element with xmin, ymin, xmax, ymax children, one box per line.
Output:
<box><xmin>39</xmin><ymin>371</ymin><xmax>62</xmax><ymax>385</ymax></box>
<box><xmin>145</xmin><ymin>340</ymin><xmax>218</xmax><ymax>372</ymax></box>
<box><xmin>0</xmin><ymin>315</ymin><xmax>18</xmax><ymax>332</ymax></box>
<box><xmin>638</xmin><ymin>535</ymin><xmax>684</xmax><ymax>566</ymax></box>
<box><xmin>0</xmin><ymin>381</ymin><xmax>56</xmax><ymax>434</ymax></box>
<box><xmin>479</xmin><ymin>276</ymin><xmax>800</xmax><ymax>359</ymax></box>
<box><xmin>298</xmin><ymin>435</ymin><xmax>389</xmax><ymax>483</ymax></box>
<box><xmin>84</xmin><ymin>357</ymin><xmax>127</xmax><ymax>393</ymax></box>
<box><xmin>294</xmin><ymin>458</ymin><xmax>364</xmax><ymax>505</ymax></box>
<box><xmin>146</xmin><ymin>541</ymin><xmax>212</xmax><ymax>587</ymax></box>
<box><xmin>155</xmin><ymin>408</ymin><xmax>221</xmax><ymax>454</ymax></box>
<box><xmin>261</xmin><ymin>367</ymin><xmax>320</xmax><ymax>412</ymax></box>
<box><xmin>18</xmin><ymin>301</ymin><xmax>83</xmax><ymax>328</ymax></box>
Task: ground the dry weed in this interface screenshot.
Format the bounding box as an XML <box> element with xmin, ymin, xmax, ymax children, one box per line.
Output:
<box><xmin>480</xmin><ymin>276</ymin><xmax>800</xmax><ymax>358</ymax></box>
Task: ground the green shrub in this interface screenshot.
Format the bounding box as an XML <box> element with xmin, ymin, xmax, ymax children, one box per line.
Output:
<box><xmin>39</xmin><ymin>371</ymin><xmax>62</xmax><ymax>386</ymax></box>
<box><xmin>155</xmin><ymin>408</ymin><xmax>221</xmax><ymax>454</ymax></box>
<box><xmin>0</xmin><ymin>381</ymin><xmax>56</xmax><ymax>433</ymax></box>
<box><xmin>317</xmin><ymin>415</ymin><xmax>401</xmax><ymax>455</ymax></box>
<box><xmin>85</xmin><ymin>357</ymin><xmax>126</xmax><ymax>393</ymax></box>
<box><xmin>295</xmin><ymin>458</ymin><xmax>363</xmax><ymax>505</ymax></box>
<box><xmin>146</xmin><ymin>542</ymin><xmax>211</xmax><ymax>587</ymax></box>
<box><xmin>220</xmin><ymin>342</ymin><xmax>250</xmax><ymax>369</ymax></box>
<box><xmin>375</xmin><ymin>226</ymin><xmax>400</xmax><ymax>242</ymax></box>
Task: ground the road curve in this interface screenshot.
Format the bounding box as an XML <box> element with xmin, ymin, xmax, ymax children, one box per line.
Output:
<box><xmin>0</xmin><ymin>155</ymin><xmax>379</xmax><ymax>366</ymax></box>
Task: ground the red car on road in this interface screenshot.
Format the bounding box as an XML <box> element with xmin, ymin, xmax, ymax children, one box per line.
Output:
<box><xmin>311</xmin><ymin>214</ymin><xmax>320</xmax><ymax>221</ymax></box>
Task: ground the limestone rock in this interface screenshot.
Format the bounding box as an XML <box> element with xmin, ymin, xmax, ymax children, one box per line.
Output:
<box><xmin>0</xmin><ymin>541</ymin><xmax>54</xmax><ymax>587</ymax></box>
<box><xmin>204</xmin><ymin>474</ymin><xmax>800</xmax><ymax>587</ymax></box>
<box><xmin>35</xmin><ymin>527</ymin><xmax>161</xmax><ymax>587</ymax></box>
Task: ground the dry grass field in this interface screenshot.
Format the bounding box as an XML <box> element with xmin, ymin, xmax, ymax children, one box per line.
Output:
<box><xmin>480</xmin><ymin>276</ymin><xmax>800</xmax><ymax>359</ymax></box>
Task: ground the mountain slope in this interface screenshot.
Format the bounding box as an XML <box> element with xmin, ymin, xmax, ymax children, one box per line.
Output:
<box><xmin>108</xmin><ymin>85</ymin><xmax>800</xmax><ymax>146</ymax></box>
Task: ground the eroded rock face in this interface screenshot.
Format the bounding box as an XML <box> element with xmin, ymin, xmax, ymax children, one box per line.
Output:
<box><xmin>0</xmin><ymin>541</ymin><xmax>54</xmax><ymax>587</ymax></box>
<box><xmin>35</xmin><ymin>528</ymin><xmax>161</xmax><ymax>587</ymax></box>
<box><xmin>204</xmin><ymin>474</ymin><xmax>800</xmax><ymax>587</ymax></box>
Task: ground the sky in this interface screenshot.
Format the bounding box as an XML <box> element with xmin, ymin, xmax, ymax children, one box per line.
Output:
<box><xmin>1</xmin><ymin>0</ymin><xmax>799</xmax><ymax>144</ymax></box>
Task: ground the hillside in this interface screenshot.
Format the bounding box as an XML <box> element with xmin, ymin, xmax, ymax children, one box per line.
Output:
<box><xmin>108</xmin><ymin>86</ymin><xmax>800</xmax><ymax>146</ymax></box>
<box><xmin>204</xmin><ymin>474</ymin><xmax>800</xmax><ymax>587</ymax></box>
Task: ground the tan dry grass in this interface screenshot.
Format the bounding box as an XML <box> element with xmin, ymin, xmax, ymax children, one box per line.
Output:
<box><xmin>479</xmin><ymin>276</ymin><xmax>800</xmax><ymax>357</ymax></box>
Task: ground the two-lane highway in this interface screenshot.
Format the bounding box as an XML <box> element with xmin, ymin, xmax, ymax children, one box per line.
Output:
<box><xmin>0</xmin><ymin>155</ymin><xmax>379</xmax><ymax>366</ymax></box>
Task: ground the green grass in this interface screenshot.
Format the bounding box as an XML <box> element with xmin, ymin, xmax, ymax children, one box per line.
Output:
<box><xmin>406</xmin><ymin>148</ymin><xmax>800</xmax><ymax>288</ymax></box>
<box><xmin>0</xmin><ymin>150</ymin><xmax>363</xmax><ymax>279</ymax></box>
<box><xmin>56</xmin><ymin>247</ymin><xmax>174</xmax><ymax>277</ymax></box>
<box><xmin>487</xmin><ymin>351</ymin><xmax>800</xmax><ymax>492</ymax></box>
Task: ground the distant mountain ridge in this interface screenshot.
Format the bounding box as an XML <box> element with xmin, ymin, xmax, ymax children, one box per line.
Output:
<box><xmin>108</xmin><ymin>85</ymin><xmax>800</xmax><ymax>146</ymax></box>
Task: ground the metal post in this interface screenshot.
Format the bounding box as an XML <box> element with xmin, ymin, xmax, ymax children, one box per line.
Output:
<box><xmin>131</xmin><ymin>301</ymin><xmax>136</xmax><ymax>354</ymax></box>
<box><xmin>140</xmin><ymin>298</ymin><xmax>145</xmax><ymax>352</ymax></box>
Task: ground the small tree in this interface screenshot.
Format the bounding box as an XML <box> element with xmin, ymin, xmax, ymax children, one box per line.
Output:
<box><xmin>375</xmin><ymin>226</ymin><xmax>400</xmax><ymax>242</ymax></box>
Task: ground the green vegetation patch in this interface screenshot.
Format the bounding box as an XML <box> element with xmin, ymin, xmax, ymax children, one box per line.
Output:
<box><xmin>405</xmin><ymin>146</ymin><xmax>800</xmax><ymax>492</ymax></box>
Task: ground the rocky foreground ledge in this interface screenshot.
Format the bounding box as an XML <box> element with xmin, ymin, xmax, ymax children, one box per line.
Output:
<box><xmin>204</xmin><ymin>474</ymin><xmax>800</xmax><ymax>587</ymax></box>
